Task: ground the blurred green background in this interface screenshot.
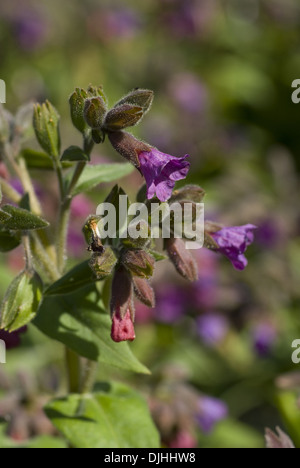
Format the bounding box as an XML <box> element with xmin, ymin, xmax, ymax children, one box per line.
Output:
<box><xmin>1</xmin><ymin>0</ymin><xmax>300</xmax><ymax>448</ymax></box>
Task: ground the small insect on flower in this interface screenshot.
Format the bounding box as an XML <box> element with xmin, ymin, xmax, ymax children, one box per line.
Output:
<box><xmin>82</xmin><ymin>215</ymin><xmax>104</xmax><ymax>253</ymax></box>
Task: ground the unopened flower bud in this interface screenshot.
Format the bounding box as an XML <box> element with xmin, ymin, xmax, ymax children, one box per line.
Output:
<box><xmin>89</xmin><ymin>248</ymin><xmax>117</xmax><ymax>279</ymax></box>
<box><xmin>84</xmin><ymin>96</ymin><xmax>107</xmax><ymax>130</ymax></box>
<box><xmin>114</xmin><ymin>89</ymin><xmax>154</xmax><ymax>114</ymax></box>
<box><xmin>121</xmin><ymin>249</ymin><xmax>155</xmax><ymax>278</ymax></box>
<box><xmin>33</xmin><ymin>101</ymin><xmax>61</xmax><ymax>158</ymax></box>
<box><xmin>133</xmin><ymin>277</ymin><xmax>155</xmax><ymax>308</ymax></box>
<box><xmin>69</xmin><ymin>88</ymin><xmax>88</xmax><ymax>134</ymax></box>
<box><xmin>108</xmin><ymin>131</ymin><xmax>152</xmax><ymax>169</ymax></box>
<box><xmin>123</xmin><ymin>219</ymin><xmax>151</xmax><ymax>249</ymax></box>
<box><xmin>165</xmin><ymin>238</ymin><xmax>198</xmax><ymax>282</ymax></box>
<box><xmin>104</xmin><ymin>104</ymin><xmax>144</xmax><ymax>131</ymax></box>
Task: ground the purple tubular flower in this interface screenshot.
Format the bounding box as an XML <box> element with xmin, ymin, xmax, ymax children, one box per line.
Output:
<box><xmin>211</xmin><ymin>224</ymin><xmax>257</xmax><ymax>270</ymax></box>
<box><xmin>0</xmin><ymin>327</ymin><xmax>27</xmax><ymax>350</ymax></box>
<box><xmin>138</xmin><ymin>148</ymin><xmax>190</xmax><ymax>202</ymax></box>
<box><xmin>196</xmin><ymin>396</ymin><xmax>228</xmax><ymax>433</ymax></box>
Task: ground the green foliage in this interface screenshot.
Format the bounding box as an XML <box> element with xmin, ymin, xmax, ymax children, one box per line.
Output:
<box><xmin>61</xmin><ymin>146</ymin><xmax>90</xmax><ymax>162</ymax></box>
<box><xmin>70</xmin><ymin>163</ymin><xmax>134</xmax><ymax>195</ymax></box>
<box><xmin>0</xmin><ymin>205</ymin><xmax>49</xmax><ymax>230</ymax></box>
<box><xmin>45</xmin><ymin>382</ymin><xmax>160</xmax><ymax>448</ymax></box>
<box><xmin>0</xmin><ymin>270</ymin><xmax>43</xmax><ymax>331</ymax></box>
<box><xmin>34</xmin><ymin>285</ymin><xmax>150</xmax><ymax>374</ymax></box>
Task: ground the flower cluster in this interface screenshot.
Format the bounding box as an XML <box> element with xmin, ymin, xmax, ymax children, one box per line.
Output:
<box><xmin>73</xmin><ymin>86</ymin><xmax>257</xmax><ymax>342</ymax></box>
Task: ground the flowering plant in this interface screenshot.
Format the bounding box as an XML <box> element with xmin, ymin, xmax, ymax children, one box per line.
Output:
<box><xmin>0</xmin><ymin>87</ymin><xmax>255</xmax><ymax>448</ymax></box>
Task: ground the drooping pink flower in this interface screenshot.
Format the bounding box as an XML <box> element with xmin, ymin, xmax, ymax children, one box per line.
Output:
<box><xmin>111</xmin><ymin>310</ymin><xmax>136</xmax><ymax>343</ymax></box>
<box><xmin>138</xmin><ymin>148</ymin><xmax>190</xmax><ymax>202</ymax></box>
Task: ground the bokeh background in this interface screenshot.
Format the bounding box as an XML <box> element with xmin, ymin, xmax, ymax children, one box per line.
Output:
<box><xmin>1</xmin><ymin>0</ymin><xmax>300</xmax><ymax>448</ymax></box>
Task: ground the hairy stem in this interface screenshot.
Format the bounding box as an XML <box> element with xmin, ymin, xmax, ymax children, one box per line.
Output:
<box><xmin>23</xmin><ymin>233</ymin><xmax>33</xmax><ymax>272</ymax></box>
<box><xmin>30</xmin><ymin>233</ymin><xmax>60</xmax><ymax>282</ymax></box>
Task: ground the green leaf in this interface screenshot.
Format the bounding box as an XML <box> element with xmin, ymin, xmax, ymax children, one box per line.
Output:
<box><xmin>0</xmin><ymin>226</ymin><xmax>21</xmax><ymax>252</ymax></box>
<box><xmin>34</xmin><ymin>285</ymin><xmax>150</xmax><ymax>374</ymax></box>
<box><xmin>0</xmin><ymin>270</ymin><xmax>43</xmax><ymax>331</ymax></box>
<box><xmin>0</xmin><ymin>210</ymin><xmax>12</xmax><ymax>224</ymax></box>
<box><xmin>21</xmin><ymin>148</ymin><xmax>54</xmax><ymax>170</ymax></box>
<box><xmin>72</xmin><ymin>163</ymin><xmax>134</xmax><ymax>195</ymax></box>
<box><xmin>148</xmin><ymin>250</ymin><xmax>167</xmax><ymax>262</ymax></box>
<box><xmin>21</xmin><ymin>148</ymin><xmax>72</xmax><ymax>170</ymax></box>
<box><xmin>44</xmin><ymin>260</ymin><xmax>97</xmax><ymax>296</ymax></box>
<box><xmin>45</xmin><ymin>382</ymin><xmax>160</xmax><ymax>448</ymax></box>
<box><xmin>61</xmin><ymin>146</ymin><xmax>90</xmax><ymax>162</ymax></box>
<box><xmin>0</xmin><ymin>205</ymin><xmax>49</xmax><ymax>230</ymax></box>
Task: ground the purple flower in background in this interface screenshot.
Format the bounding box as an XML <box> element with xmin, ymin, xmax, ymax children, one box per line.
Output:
<box><xmin>194</xmin><ymin>249</ymin><xmax>219</xmax><ymax>310</ymax></box>
<box><xmin>10</xmin><ymin>179</ymin><xmax>24</xmax><ymax>196</ymax></box>
<box><xmin>67</xmin><ymin>231</ymin><xmax>86</xmax><ymax>257</ymax></box>
<box><xmin>154</xmin><ymin>286</ymin><xmax>187</xmax><ymax>323</ymax></box>
<box><xmin>168</xmin><ymin>73</ymin><xmax>208</xmax><ymax>114</ymax></box>
<box><xmin>138</xmin><ymin>148</ymin><xmax>190</xmax><ymax>202</ymax></box>
<box><xmin>197</xmin><ymin>313</ymin><xmax>228</xmax><ymax>346</ymax></box>
<box><xmin>71</xmin><ymin>194</ymin><xmax>94</xmax><ymax>218</ymax></box>
<box><xmin>211</xmin><ymin>224</ymin><xmax>257</xmax><ymax>270</ymax></box>
<box><xmin>0</xmin><ymin>327</ymin><xmax>27</xmax><ymax>350</ymax></box>
<box><xmin>252</xmin><ymin>322</ymin><xmax>277</xmax><ymax>357</ymax></box>
<box><xmin>87</xmin><ymin>7</ymin><xmax>142</xmax><ymax>42</ymax></box>
<box><xmin>14</xmin><ymin>10</ymin><xmax>48</xmax><ymax>51</ymax></box>
<box><xmin>196</xmin><ymin>396</ymin><xmax>228</xmax><ymax>433</ymax></box>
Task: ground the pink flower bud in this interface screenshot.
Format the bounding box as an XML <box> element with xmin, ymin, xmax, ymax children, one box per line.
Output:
<box><xmin>111</xmin><ymin>309</ymin><xmax>136</xmax><ymax>343</ymax></box>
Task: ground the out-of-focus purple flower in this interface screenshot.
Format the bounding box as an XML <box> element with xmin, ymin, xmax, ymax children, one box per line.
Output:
<box><xmin>197</xmin><ymin>313</ymin><xmax>229</xmax><ymax>346</ymax></box>
<box><xmin>162</xmin><ymin>0</ymin><xmax>216</xmax><ymax>39</ymax></box>
<box><xmin>169</xmin><ymin>430</ymin><xmax>197</xmax><ymax>448</ymax></box>
<box><xmin>138</xmin><ymin>148</ymin><xmax>190</xmax><ymax>202</ymax></box>
<box><xmin>154</xmin><ymin>286</ymin><xmax>187</xmax><ymax>323</ymax></box>
<box><xmin>0</xmin><ymin>327</ymin><xmax>27</xmax><ymax>350</ymax></box>
<box><xmin>252</xmin><ymin>322</ymin><xmax>277</xmax><ymax>357</ymax></box>
<box><xmin>194</xmin><ymin>249</ymin><xmax>219</xmax><ymax>310</ymax></box>
<box><xmin>211</xmin><ymin>224</ymin><xmax>257</xmax><ymax>270</ymax></box>
<box><xmin>256</xmin><ymin>220</ymin><xmax>280</xmax><ymax>249</ymax></box>
<box><xmin>71</xmin><ymin>195</ymin><xmax>94</xmax><ymax>218</ymax></box>
<box><xmin>168</xmin><ymin>73</ymin><xmax>208</xmax><ymax>114</ymax></box>
<box><xmin>10</xmin><ymin>179</ymin><xmax>24</xmax><ymax>196</ymax></box>
<box><xmin>67</xmin><ymin>230</ymin><xmax>85</xmax><ymax>257</ymax></box>
<box><xmin>10</xmin><ymin>179</ymin><xmax>44</xmax><ymax>199</ymax></box>
<box><xmin>196</xmin><ymin>396</ymin><xmax>228</xmax><ymax>433</ymax></box>
<box><xmin>87</xmin><ymin>7</ymin><xmax>142</xmax><ymax>42</ymax></box>
<box><xmin>13</xmin><ymin>10</ymin><xmax>48</xmax><ymax>51</ymax></box>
